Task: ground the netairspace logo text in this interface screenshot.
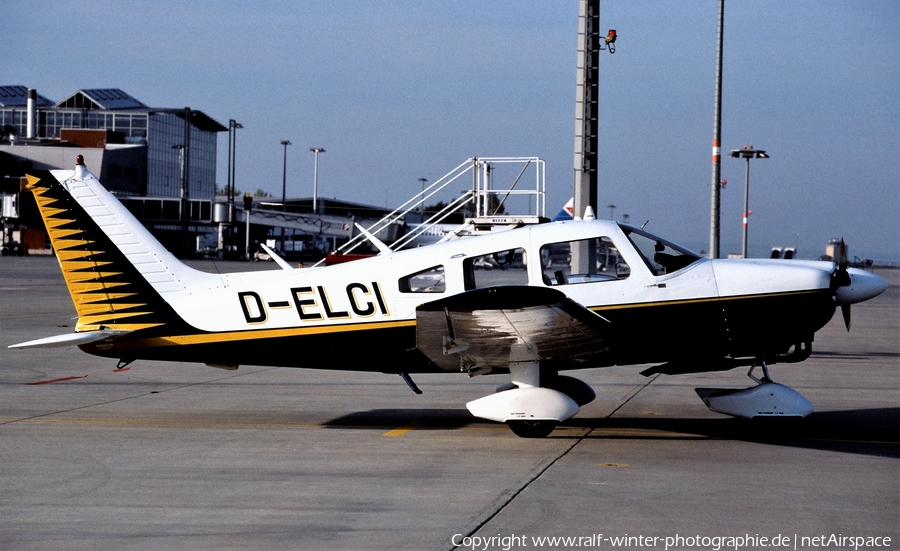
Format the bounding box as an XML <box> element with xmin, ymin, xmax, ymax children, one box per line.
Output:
<box><xmin>451</xmin><ymin>533</ymin><xmax>893</xmax><ymax>551</ymax></box>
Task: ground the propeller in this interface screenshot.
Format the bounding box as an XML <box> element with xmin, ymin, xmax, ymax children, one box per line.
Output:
<box><xmin>830</xmin><ymin>239</ymin><xmax>852</xmax><ymax>330</ymax></box>
<box><xmin>841</xmin><ymin>300</ymin><xmax>852</xmax><ymax>331</ymax></box>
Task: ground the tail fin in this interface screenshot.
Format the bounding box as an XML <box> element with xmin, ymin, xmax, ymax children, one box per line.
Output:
<box><xmin>551</xmin><ymin>198</ymin><xmax>574</xmax><ymax>222</ymax></box>
<box><xmin>25</xmin><ymin>157</ymin><xmax>207</xmax><ymax>334</ymax></box>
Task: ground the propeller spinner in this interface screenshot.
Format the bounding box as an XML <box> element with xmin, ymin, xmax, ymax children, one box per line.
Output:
<box><xmin>830</xmin><ymin>239</ymin><xmax>888</xmax><ymax>330</ymax></box>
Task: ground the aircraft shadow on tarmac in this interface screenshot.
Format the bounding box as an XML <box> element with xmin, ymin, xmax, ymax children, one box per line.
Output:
<box><xmin>325</xmin><ymin>408</ymin><xmax>476</xmax><ymax>431</ymax></box>
<box><xmin>811</xmin><ymin>351</ymin><xmax>900</xmax><ymax>361</ymax></box>
<box><xmin>567</xmin><ymin>408</ymin><xmax>900</xmax><ymax>459</ymax></box>
<box><xmin>325</xmin><ymin>407</ymin><xmax>900</xmax><ymax>459</ymax></box>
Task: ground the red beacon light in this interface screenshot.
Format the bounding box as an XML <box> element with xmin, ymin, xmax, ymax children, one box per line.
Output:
<box><xmin>603</xmin><ymin>30</ymin><xmax>617</xmax><ymax>54</ymax></box>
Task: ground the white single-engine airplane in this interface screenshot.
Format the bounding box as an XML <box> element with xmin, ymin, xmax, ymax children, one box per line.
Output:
<box><xmin>10</xmin><ymin>157</ymin><xmax>888</xmax><ymax>437</ymax></box>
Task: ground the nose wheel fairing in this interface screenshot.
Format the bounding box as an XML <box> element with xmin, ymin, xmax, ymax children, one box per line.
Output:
<box><xmin>695</xmin><ymin>361</ymin><xmax>813</xmax><ymax>419</ymax></box>
<box><xmin>696</xmin><ymin>383</ymin><xmax>813</xmax><ymax>418</ymax></box>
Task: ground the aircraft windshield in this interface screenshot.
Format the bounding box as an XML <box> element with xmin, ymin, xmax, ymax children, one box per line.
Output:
<box><xmin>619</xmin><ymin>224</ymin><xmax>702</xmax><ymax>276</ymax></box>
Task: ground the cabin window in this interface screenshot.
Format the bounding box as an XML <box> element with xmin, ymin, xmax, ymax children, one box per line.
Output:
<box><xmin>463</xmin><ymin>247</ymin><xmax>528</xmax><ymax>290</ymax></box>
<box><xmin>540</xmin><ymin>236</ymin><xmax>630</xmax><ymax>285</ymax></box>
<box><xmin>399</xmin><ymin>265</ymin><xmax>446</xmax><ymax>293</ymax></box>
<box><xmin>621</xmin><ymin>225</ymin><xmax>701</xmax><ymax>275</ymax></box>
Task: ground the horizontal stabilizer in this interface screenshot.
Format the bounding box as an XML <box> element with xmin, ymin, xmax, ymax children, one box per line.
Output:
<box><xmin>9</xmin><ymin>330</ymin><xmax>133</xmax><ymax>349</ymax></box>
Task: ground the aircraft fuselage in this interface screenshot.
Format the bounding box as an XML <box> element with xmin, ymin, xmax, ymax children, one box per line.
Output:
<box><xmin>80</xmin><ymin>220</ymin><xmax>840</xmax><ymax>374</ymax></box>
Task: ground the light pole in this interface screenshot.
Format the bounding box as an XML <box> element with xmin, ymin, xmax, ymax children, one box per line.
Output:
<box><xmin>227</xmin><ymin>120</ymin><xmax>243</xmax><ymax>203</ymax></box>
<box><xmin>310</xmin><ymin>147</ymin><xmax>325</xmax><ymax>214</ymax></box>
<box><xmin>280</xmin><ymin>140</ymin><xmax>292</xmax><ymax>211</ymax></box>
<box><xmin>729</xmin><ymin>146</ymin><xmax>769</xmax><ymax>258</ymax></box>
<box><xmin>225</xmin><ymin>120</ymin><xmax>242</xmax><ymax>258</ymax></box>
<box><xmin>709</xmin><ymin>0</ymin><xmax>725</xmax><ymax>259</ymax></box>
<box><xmin>223</xmin><ymin>119</ymin><xmax>244</xmax><ymax>257</ymax></box>
<box><xmin>280</xmin><ymin>140</ymin><xmax>292</xmax><ymax>252</ymax></box>
<box><xmin>172</xmin><ymin>143</ymin><xmax>188</xmax><ymax>256</ymax></box>
<box><xmin>418</xmin><ymin>177</ymin><xmax>427</xmax><ymax>217</ymax></box>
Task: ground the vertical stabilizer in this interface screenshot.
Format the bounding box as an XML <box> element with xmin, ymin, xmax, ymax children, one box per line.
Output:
<box><xmin>26</xmin><ymin>157</ymin><xmax>213</xmax><ymax>333</ymax></box>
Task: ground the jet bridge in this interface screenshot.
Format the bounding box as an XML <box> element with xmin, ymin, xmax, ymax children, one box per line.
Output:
<box><xmin>232</xmin><ymin>208</ymin><xmax>353</xmax><ymax>238</ymax></box>
<box><xmin>213</xmin><ymin>198</ymin><xmax>402</xmax><ymax>260</ymax></box>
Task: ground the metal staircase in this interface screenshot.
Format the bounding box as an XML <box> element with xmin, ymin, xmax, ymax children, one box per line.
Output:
<box><xmin>324</xmin><ymin>157</ymin><xmax>547</xmax><ymax>261</ymax></box>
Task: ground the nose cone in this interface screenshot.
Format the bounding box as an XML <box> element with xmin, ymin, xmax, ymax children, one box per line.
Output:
<box><xmin>835</xmin><ymin>269</ymin><xmax>889</xmax><ymax>305</ymax></box>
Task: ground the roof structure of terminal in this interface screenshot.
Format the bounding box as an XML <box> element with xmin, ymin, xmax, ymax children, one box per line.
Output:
<box><xmin>0</xmin><ymin>85</ymin><xmax>226</xmax><ymax>133</ymax></box>
<box><xmin>0</xmin><ymin>85</ymin><xmax>54</xmax><ymax>107</ymax></box>
<box><xmin>56</xmin><ymin>89</ymin><xmax>147</xmax><ymax>110</ymax></box>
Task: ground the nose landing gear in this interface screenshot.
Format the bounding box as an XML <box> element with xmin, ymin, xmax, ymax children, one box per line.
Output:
<box><xmin>695</xmin><ymin>359</ymin><xmax>813</xmax><ymax>419</ymax></box>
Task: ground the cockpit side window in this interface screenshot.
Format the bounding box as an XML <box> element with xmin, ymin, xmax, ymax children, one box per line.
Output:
<box><xmin>620</xmin><ymin>225</ymin><xmax>701</xmax><ymax>275</ymax></box>
<box><xmin>399</xmin><ymin>265</ymin><xmax>445</xmax><ymax>293</ymax></box>
<box><xmin>463</xmin><ymin>248</ymin><xmax>528</xmax><ymax>290</ymax></box>
<box><xmin>540</xmin><ymin>236</ymin><xmax>630</xmax><ymax>286</ymax></box>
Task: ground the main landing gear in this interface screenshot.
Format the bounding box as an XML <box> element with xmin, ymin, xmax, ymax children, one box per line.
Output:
<box><xmin>465</xmin><ymin>345</ymin><xmax>596</xmax><ymax>438</ymax></box>
<box><xmin>508</xmin><ymin>419</ymin><xmax>557</xmax><ymax>439</ymax></box>
<box><xmin>695</xmin><ymin>359</ymin><xmax>813</xmax><ymax>419</ymax></box>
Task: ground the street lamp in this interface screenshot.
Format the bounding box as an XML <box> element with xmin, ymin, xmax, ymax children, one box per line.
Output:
<box><xmin>309</xmin><ymin>147</ymin><xmax>325</xmax><ymax>214</ymax></box>
<box><xmin>729</xmin><ymin>146</ymin><xmax>769</xmax><ymax>258</ymax></box>
<box><xmin>172</xmin><ymin>143</ymin><xmax>189</xmax><ymax>255</ymax></box>
<box><xmin>280</xmin><ymin>140</ymin><xmax>291</xmax><ymax>252</ymax></box>
<box><xmin>280</xmin><ymin>140</ymin><xmax>292</xmax><ymax>211</ymax></box>
<box><xmin>418</xmin><ymin>177</ymin><xmax>428</xmax><ymax>216</ymax></box>
<box><xmin>227</xmin><ymin>120</ymin><xmax>243</xmax><ymax>203</ymax></box>
<box><xmin>218</xmin><ymin>120</ymin><xmax>243</xmax><ymax>258</ymax></box>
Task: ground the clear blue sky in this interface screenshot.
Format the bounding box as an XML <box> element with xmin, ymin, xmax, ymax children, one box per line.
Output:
<box><xmin>5</xmin><ymin>1</ymin><xmax>898</xmax><ymax>260</ymax></box>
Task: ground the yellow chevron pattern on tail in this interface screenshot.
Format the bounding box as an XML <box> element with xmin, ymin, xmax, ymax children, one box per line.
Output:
<box><xmin>26</xmin><ymin>174</ymin><xmax>166</xmax><ymax>333</ymax></box>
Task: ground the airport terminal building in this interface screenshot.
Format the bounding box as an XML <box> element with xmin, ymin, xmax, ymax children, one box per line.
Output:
<box><xmin>1</xmin><ymin>85</ymin><xmax>404</xmax><ymax>259</ymax></box>
<box><xmin>0</xmin><ymin>85</ymin><xmax>225</xmax><ymax>254</ymax></box>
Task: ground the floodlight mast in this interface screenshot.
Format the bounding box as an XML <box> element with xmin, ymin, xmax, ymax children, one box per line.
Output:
<box><xmin>573</xmin><ymin>0</ymin><xmax>617</xmax><ymax>271</ymax></box>
<box><xmin>573</xmin><ymin>0</ymin><xmax>601</xmax><ymax>273</ymax></box>
<box><xmin>709</xmin><ymin>0</ymin><xmax>725</xmax><ymax>259</ymax></box>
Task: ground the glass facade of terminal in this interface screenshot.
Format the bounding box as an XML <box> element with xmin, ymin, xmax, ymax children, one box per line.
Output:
<box><xmin>1</xmin><ymin>101</ymin><xmax>221</xmax><ymax>201</ymax></box>
<box><xmin>0</xmin><ymin>109</ymin><xmax>27</xmax><ymax>132</ymax></box>
<box><xmin>0</xmin><ymin>110</ymin><xmax>150</xmax><ymax>142</ymax></box>
<box><xmin>145</xmin><ymin>112</ymin><xmax>216</xmax><ymax>200</ymax></box>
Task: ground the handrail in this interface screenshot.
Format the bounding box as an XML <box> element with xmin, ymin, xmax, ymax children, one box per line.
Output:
<box><xmin>314</xmin><ymin>157</ymin><xmax>545</xmax><ymax>264</ymax></box>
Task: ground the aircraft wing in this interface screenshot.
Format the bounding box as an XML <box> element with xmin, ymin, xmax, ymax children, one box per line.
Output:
<box><xmin>416</xmin><ymin>286</ymin><xmax>614</xmax><ymax>374</ymax></box>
